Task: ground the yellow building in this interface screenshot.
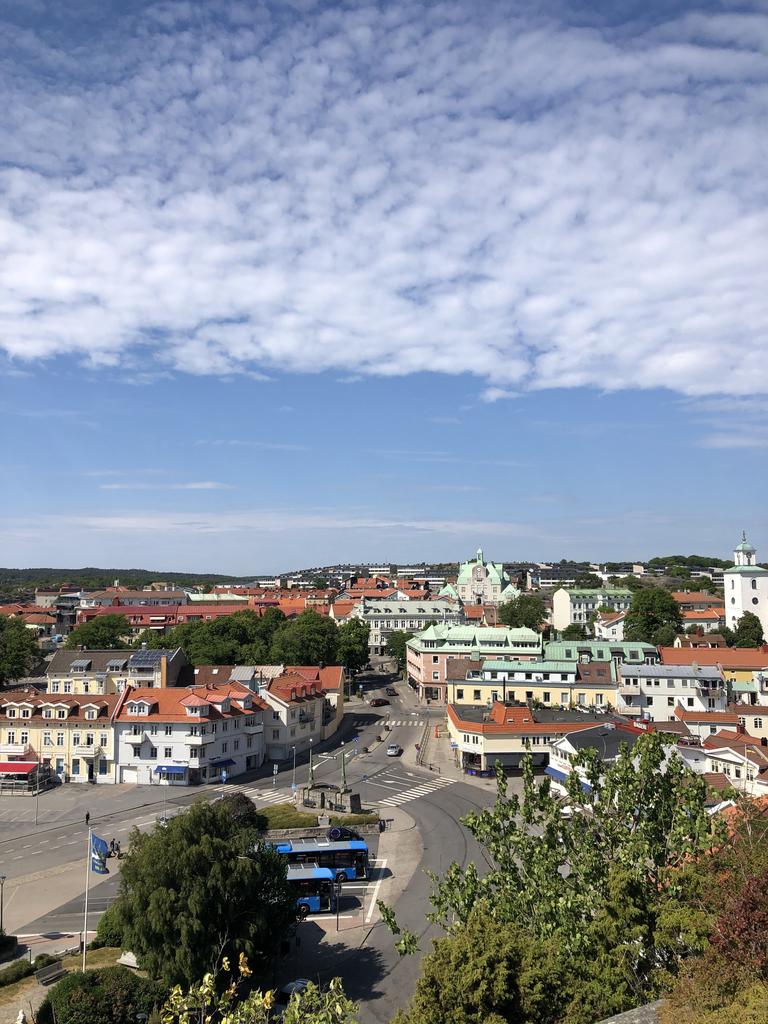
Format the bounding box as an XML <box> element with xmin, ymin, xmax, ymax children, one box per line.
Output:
<box><xmin>445</xmin><ymin>658</ymin><xmax>619</xmax><ymax>710</ymax></box>
<box><xmin>46</xmin><ymin>647</ymin><xmax>188</xmax><ymax>695</ymax></box>
<box><xmin>0</xmin><ymin>691</ymin><xmax>120</xmax><ymax>783</ymax></box>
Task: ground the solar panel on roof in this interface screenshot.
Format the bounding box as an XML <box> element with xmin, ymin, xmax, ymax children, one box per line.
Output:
<box><xmin>129</xmin><ymin>649</ymin><xmax>164</xmax><ymax>667</ymax></box>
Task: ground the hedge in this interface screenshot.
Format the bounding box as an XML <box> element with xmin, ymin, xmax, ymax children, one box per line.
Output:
<box><xmin>0</xmin><ymin>953</ymin><xmax>58</xmax><ymax>989</ymax></box>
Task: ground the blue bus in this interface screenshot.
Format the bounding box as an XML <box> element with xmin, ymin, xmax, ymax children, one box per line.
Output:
<box><xmin>273</xmin><ymin>838</ymin><xmax>370</xmax><ymax>881</ymax></box>
<box><xmin>287</xmin><ymin>865</ymin><xmax>336</xmax><ymax>916</ymax></box>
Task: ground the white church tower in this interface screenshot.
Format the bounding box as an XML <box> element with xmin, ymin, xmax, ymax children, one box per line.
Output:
<box><xmin>724</xmin><ymin>532</ymin><xmax>768</xmax><ymax>638</ymax></box>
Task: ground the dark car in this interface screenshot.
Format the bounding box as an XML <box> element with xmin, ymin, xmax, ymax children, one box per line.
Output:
<box><xmin>385</xmin><ymin>687</ymin><xmax>398</xmax><ymax>696</ymax></box>
<box><xmin>327</xmin><ymin>825</ymin><xmax>362</xmax><ymax>841</ymax></box>
<box><xmin>370</xmin><ymin>697</ymin><xmax>390</xmax><ymax>707</ymax></box>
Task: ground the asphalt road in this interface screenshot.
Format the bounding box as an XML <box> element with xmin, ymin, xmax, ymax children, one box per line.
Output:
<box><xmin>1</xmin><ymin>673</ymin><xmax>496</xmax><ymax>1022</ymax></box>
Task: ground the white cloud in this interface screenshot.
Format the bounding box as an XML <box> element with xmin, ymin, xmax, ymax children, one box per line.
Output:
<box><xmin>0</xmin><ymin>2</ymin><xmax>767</xmax><ymax>395</ymax></box>
<box><xmin>481</xmin><ymin>388</ymin><xmax>519</xmax><ymax>403</ymax></box>
<box><xmin>100</xmin><ymin>481</ymin><xmax>232</xmax><ymax>491</ymax></box>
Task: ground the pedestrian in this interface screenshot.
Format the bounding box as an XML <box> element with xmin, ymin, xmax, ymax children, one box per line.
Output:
<box><xmin>115</xmin><ymin>840</ymin><xmax>121</xmax><ymax>859</ymax></box>
<box><xmin>109</xmin><ymin>838</ymin><xmax>115</xmax><ymax>857</ymax></box>
<box><xmin>85</xmin><ymin>811</ymin><xmax>90</xmax><ymax>828</ymax></box>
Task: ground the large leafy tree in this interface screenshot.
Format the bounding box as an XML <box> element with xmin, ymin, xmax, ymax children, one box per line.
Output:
<box><xmin>336</xmin><ymin>618</ymin><xmax>370</xmax><ymax>673</ymax></box>
<box><xmin>134</xmin><ymin>608</ymin><xmax>287</xmax><ymax>666</ymax></box>
<box><xmin>623</xmin><ymin>587</ymin><xmax>682</xmax><ymax>645</ymax></box>
<box><xmin>498</xmin><ymin>594</ymin><xmax>546</xmax><ymax>631</ymax></box>
<box><xmin>732</xmin><ymin>611</ymin><xmax>765</xmax><ymax>648</ymax></box>
<box><xmin>385</xmin><ymin>630</ymin><xmax>414</xmax><ymax>671</ymax></box>
<box><xmin>0</xmin><ymin>614</ymin><xmax>39</xmax><ymax>687</ymax></box>
<box><xmin>114</xmin><ymin>794</ymin><xmax>295</xmax><ymax>987</ymax></box>
<box><xmin>385</xmin><ymin>734</ymin><xmax>722</xmax><ymax>1024</ymax></box>
<box><xmin>64</xmin><ymin>613</ymin><xmax>130</xmax><ymax>650</ymax></box>
<box><xmin>574</xmin><ymin>573</ymin><xmax>604</xmax><ymax>589</ymax></box>
<box><xmin>269</xmin><ymin>609</ymin><xmax>339</xmax><ymax>665</ymax></box>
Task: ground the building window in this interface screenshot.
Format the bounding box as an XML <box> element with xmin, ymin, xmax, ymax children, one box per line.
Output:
<box><xmin>149</xmin><ymin>725</ymin><xmax>158</xmax><ymax>735</ymax></box>
<box><xmin>473</xmin><ymin>690</ymin><xmax>481</xmax><ymax>700</ymax></box>
<box><xmin>456</xmin><ymin>689</ymin><xmax>464</xmax><ymax>700</ymax></box>
<box><xmin>165</xmin><ymin>725</ymin><xmax>173</xmax><ymax>736</ymax></box>
<box><xmin>667</xmin><ymin>697</ymin><xmax>674</xmax><ymax>707</ymax></box>
<box><xmin>99</xmin><ymin>760</ymin><xmax>108</xmax><ymax>776</ymax></box>
<box><xmin>709</xmin><ymin>726</ymin><xmax>717</xmax><ymax>734</ymax></box>
<box><xmin>148</xmin><ymin>747</ymin><xmax>157</xmax><ymax>759</ymax></box>
<box><xmin>71</xmin><ymin>758</ymin><xmax>80</xmax><ymax>775</ymax></box>
<box><xmin>56</xmin><ymin>732</ymin><xmax>64</xmax><ymax>746</ymax></box>
<box><xmin>100</xmin><ymin>732</ymin><xmax>108</xmax><ymax>747</ymax></box>
<box><xmin>755</xmin><ymin>718</ymin><xmax>763</xmax><ymax>729</ymax></box>
<box><xmin>272</xmin><ymin>729</ymin><xmax>280</xmax><ymax>740</ymax></box>
<box><xmin>432</xmin><ymin>672</ymin><xmax>439</xmax><ymax>680</ymax></box>
<box><xmin>543</xmin><ymin>692</ymin><xmax>551</xmax><ymax>703</ymax></box>
<box><xmin>164</xmin><ymin>747</ymin><xmax>172</xmax><ymax>758</ymax></box>
<box><xmin>752</xmin><ymin>579</ymin><xmax>757</xmax><ymax>589</ymax></box>
<box><xmin>63</xmin><ymin>682</ymin><xmax>72</xmax><ymax>693</ymax></box>
<box><xmin>560</xmin><ymin>692</ymin><xmax>568</xmax><ymax>704</ymax></box>
<box><xmin>687</xmin><ymin>697</ymin><xmax>694</xmax><ymax>707</ymax></box>
<box><xmin>234</xmin><ymin>739</ymin><xmax>240</xmax><ymax>751</ymax></box>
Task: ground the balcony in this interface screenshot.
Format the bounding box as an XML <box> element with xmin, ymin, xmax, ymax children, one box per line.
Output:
<box><xmin>243</xmin><ymin>720</ymin><xmax>263</xmax><ymax>733</ymax></box>
<box><xmin>619</xmin><ymin>683</ymin><xmax>641</xmax><ymax>694</ymax></box>
<box><xmin>0</xmin><ymin>743</ymin><xmax>31</xmax><ymax>757</ymax></box>
<box><xmin>74</xmin><ymin>744</ymin><xmax>103</xmax><ymax>757</ymax></box>
<box><xmin>185</xmin><ymin>733</ymin><xmax>206</xmax><ymax>745</ymax></box>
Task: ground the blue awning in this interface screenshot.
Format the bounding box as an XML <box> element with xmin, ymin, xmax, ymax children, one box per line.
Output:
<box><xmin>545</xmin><ymin>765</ymin><xmax>591</xmax><ymax>794</ymax></box>
<box><xmin>211</xmin><ymin>758</ymin><xmax>235</xmax><ymax>768</ymax></box>
<box><xmin>154</xmin><ymin>765</ymin><xmax>187</xmax><ymax>774</ymax></box>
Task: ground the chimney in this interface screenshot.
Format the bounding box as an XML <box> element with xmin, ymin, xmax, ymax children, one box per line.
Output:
<box><xmin>736</xmin><ymin>721</ymin><xmax>746</xmax><ymax>735</ymax></box>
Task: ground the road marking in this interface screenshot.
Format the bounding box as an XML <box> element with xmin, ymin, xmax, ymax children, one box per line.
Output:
<box><xmin>365</xmin><ymin>858</ymin><xmax>387</xmax><ymax>924</ymax></box>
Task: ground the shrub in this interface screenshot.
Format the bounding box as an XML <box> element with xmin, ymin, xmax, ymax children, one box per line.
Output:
<box><xmin>0</xmin><ymin>933</ymin><xmax>17</xmax><ymax>960</ymax></box>
<box><xmin>0</xmin><ymin>958</ymin><xmax>33</xmax><ymax>988</ymax></box>
<box><xmin>90</xmin><ymin>901</ymin><xmax>124</xmax><ymax>949</ymax></box>
<box><xmin>36</xmin><ymin>966</ymin><xmax>165</xmax><ymax>1024</ymax></box>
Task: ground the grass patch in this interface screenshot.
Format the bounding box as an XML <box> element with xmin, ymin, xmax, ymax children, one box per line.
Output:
<box><xmin>0</xmin><ymin>948</ymin><xmax>121</xmax><ymax>1009</ymax></box>
<box><xmin>329</xmin><ymin>813</ymin><xmax>380</xmax><ymax>825</ymax></box>
<box><xmin>258</xmin><ymin>803</ymin><xmax>380</xmax><ymax>830</ymax></box>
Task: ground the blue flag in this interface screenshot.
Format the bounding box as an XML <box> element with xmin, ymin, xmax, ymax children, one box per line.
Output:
<box><xmin>91</xmin><ymin>833</ymin><xmax>109</xmax><ymax>875</ymax></box>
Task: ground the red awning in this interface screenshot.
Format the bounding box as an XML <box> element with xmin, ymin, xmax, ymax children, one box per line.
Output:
<box><xmin>0</xmin><ymin>761</ymin><xmax>37</xmax><ymax>774</ymax></box>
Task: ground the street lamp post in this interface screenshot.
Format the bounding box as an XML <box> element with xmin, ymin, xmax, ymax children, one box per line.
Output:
<box><xmin>308</xmin><ymin>739</ymin><xmax>315</xmax><ymax>789</ymax></box>
<box><xmin>340</xmin><ymin>743</ymin><xmax>348</xmax><ymax>794</ymax></box>
<box><xmin>291</xmin><ymin>746</ymin><xmax>296</xmax><ymax>788</ymax></box>
<box><xmin>0</xmin><ymin>875</ymin><xmax>5</xmax><ymax>934</ymax></box>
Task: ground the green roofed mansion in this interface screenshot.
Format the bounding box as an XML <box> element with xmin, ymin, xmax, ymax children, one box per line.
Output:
<box><xmin>407</xmin><ymin>623</ymin><xmax>542</xmax><ymax>702</ymax></box>
<box><xmin>440</xmin><ymin>548</ymin><xmax>519</xmax><ymax>606</ymax></box>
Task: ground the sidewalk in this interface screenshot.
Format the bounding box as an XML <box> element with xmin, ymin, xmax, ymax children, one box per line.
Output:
<box><xmin>411</xmin><ymin>717</ymin><xmax>501</xmax><ymax>795</ymax></box>
<box><xmin>286</xmin><ymin>804</ymin><xmax>422</xmax><ymax>982</ymax></box>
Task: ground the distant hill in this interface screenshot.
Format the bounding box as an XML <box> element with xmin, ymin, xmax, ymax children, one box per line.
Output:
<box><xmin>0</xmin><ymin>567</ymin><xmax>260</xmax><ymax>600</ymax></box>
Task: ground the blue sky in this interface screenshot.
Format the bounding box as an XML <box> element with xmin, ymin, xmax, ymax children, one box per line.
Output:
<box><xmin>1</xmin><ymin>0</ymin><xmax>766</xmax><ymax>573</ymax></box>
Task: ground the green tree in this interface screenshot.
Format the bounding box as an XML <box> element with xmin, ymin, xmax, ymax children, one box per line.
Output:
<box><xmin>336</xmin><ymin>618</ymin><xmax>370</xmax><ymax>674</ymax></box>
<box><xmin>574</xmin><ymin>573</ymin><xmax>604</xmax><ymax>589</ymax></box>
<box><xmin>498</xmin><ymin>594</ymin><xmax>546</xmax><ymax>631</ymax></box>
<box><xmin>0</xmin><ymin>614</ymin><xmax>39</xmax><ymax>687</ymax></box>
<box><xmin>385</xmin><ymin>630</ymin><xmax>414</xmax><ymax>672</ymax></box>
<box><xmin>623</xmin><ymin>587</ymin><xmax>683</xmax><ymax>645</ymax></box>
<box><xmin>115</xmin><ymin>795</ymin><xmax>295</xmax><ymax>987</ymax></box>
<box><xmin>384</xmin><ymin>734</ymin><xmax>721</xmax><ymax>1023</ymax></box>
<box><xmin>733</xmin><ymin>611</ymin><xmax>765</xmax><ymax>648</ymax></box>
<box><xmin>159</xmin><ymin>961</ymin><xmax>358</xmax><ymax>1024</ymax></box>
<box><xmin>561</xmin><ymin>623</ymin><xmax>587</xmax><ymax>640</ymax></box>
<box><xmin>36</xmin><ymin>966</ymin><xmax>165</xmax><ymax>1024</ymax></box>
<box><xmin>393</xmin><ymin>905</ymin><xmax>569</xmax><ymax>1024</ymax></box>
<box><xmin>269</xmin><ymin>610</ymin><xmax>339</xmax><ymax>666</ymax></box>
<box><xmin>64</xmin><ymin>614</ymin><xmax>131</xmax><ymax>650</ymax></box>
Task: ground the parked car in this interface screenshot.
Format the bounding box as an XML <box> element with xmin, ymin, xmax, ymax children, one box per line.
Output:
<box><xmin>370</xmin><ymin>697</ymin><xmax>390</xmax><ymax>707</ymax></box>
<box><xmin>327</xmin><ymin>825</ymin><xmax>362</xmax><ymax>841</ymax></box>
<box><xmin>386</xmin><ymin>743</ymin><xmax>402</xmax><ymax>757</ymax></box>
<box><xmin>272</xmin><ymin>979</ymin><xmax>311</xmax><ymax>1019</ymax></box>
<box><xmin>385</xmin><ymin>687</ymin><xmax>398</xmax><ymax>696</ymax></box>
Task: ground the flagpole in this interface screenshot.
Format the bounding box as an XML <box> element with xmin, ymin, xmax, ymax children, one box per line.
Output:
<box><xmin>82</xmin><ymin>826</ymin><xmax>91</xmax><ymax>971</ymax></box>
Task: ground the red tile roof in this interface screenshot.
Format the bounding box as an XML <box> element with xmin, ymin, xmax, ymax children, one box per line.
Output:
<box><xmin>682</xmin><ymin>609</ymin><xmax>722</xmax><ymax>621</ymax></box>
<box><xmin>674</xmin><ymin>707</ymin><xmax>740</xmax><ymax>724</ymax></box>
<box><xmin>660</xmin><ymin>647</ymin><xmax>768</xmax><ymax>670</ymax></box>
<box><xmin>114</xmin><ymin>683</ymin><xmax>258</xmax><ymax>723</ymax></box>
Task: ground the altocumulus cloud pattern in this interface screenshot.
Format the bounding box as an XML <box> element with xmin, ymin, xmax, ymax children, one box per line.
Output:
<box><xmin>1</xmin><ymin>0</ymin><xmax>767</xmax><ymax>395</ymax></box>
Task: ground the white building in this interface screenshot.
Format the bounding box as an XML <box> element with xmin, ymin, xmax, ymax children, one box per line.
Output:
<box><xmin>617</xmin><ymin>664</ymin><xmax>727</xmax><ymax>721</ymax></box>
<box><xmin>723</xmin><ymin>533</ymin><xmax>768</xmax><ymax>637</ymax></box>
<box><xmin>114</xmin><ymin>682</ymin><xmax>265</xmax><ymax>786</ymax></box>
<box><xmin>552</xmin><ymin>588</ymin><xmax>633</xmax><ymax>632</ymax></box>
<box><xmin>593</xmin><ymin>611</ymin><xmax>626</xmax><ymax>641</ymax></box>
<box><xmin>352</xmin><ymin>597</ymin><xmax>464</xmax><ymax>656</ymax></box>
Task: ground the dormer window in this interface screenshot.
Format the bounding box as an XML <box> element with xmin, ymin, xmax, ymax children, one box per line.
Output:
<box><xmin>128</xmin><ymin>702</ymin><xmax>149</xmax><ymax>715</ymax></box>
<box><xmin>86</xmin><ymin>710</ymin><xmax>96</xmax><ymax>720</ymax></box>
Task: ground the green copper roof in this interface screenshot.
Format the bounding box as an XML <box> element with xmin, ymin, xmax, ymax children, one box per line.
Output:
<box><xmin>563</xmin><ymin>588</ymin><xmax>633</xmax><ymax>598</ymax></box>
<box><xmin>544</xmin><ymin>640</ymin><xmax>656</xmax><ymax>662</ymax></box>
<box><xmin>724</xmin><ymin>565</ymin><xmax>768</xmax><ymax>575</ymax></box>
<box><xmin>482</xmin><ymin>659</ymin><xmax>578</xmax><ymax>672</ymax></box>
